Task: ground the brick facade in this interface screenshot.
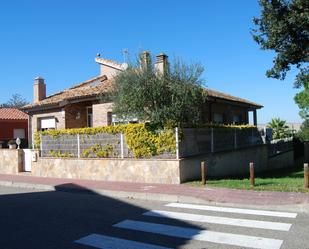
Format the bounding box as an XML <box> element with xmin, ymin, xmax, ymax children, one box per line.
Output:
<box><xmin>65</xmin><ymin>102</ymin><xmax>92</xmax><ymax>129</ymax></box>
<box><xmin>28</xmin><ymin>102</ymin><xmax>114</xmax><ymax>146</ymax></box>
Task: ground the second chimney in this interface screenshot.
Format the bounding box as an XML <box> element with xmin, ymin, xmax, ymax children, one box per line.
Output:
<box><xmin>155</xmin><ymin>52</ymin><xmax>168</xmax><ymax>75</ymax></box>
<box><xmin>140</xmin><ymin>51</ymin><xmax>151</xmax><ymax>69</ymax></box>
<box><xmin>33</xmin><ymin>76</ymin><xmax>46</xmax><ymax>103</ymax></box>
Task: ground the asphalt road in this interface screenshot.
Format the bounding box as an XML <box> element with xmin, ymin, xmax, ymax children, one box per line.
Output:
<box><xmin>0</xmin><ymin>185</ymin><xmax>308</xmax><ymax>249</ymax></box>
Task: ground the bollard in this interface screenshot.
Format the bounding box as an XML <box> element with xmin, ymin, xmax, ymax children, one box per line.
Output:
<box><xmin>201</xmin><ymin>161</ymin><xmax>206</xmax><ymax>185</ymax></box>
<box><xmin>304</xmin><ymin>163</ymin><xmax>309</xmax><ymax>189</ymax></box>
<box><xmin>249</xmin><ymin>162</ymin><xmax>255</xmax><ymax>187</ymax></box>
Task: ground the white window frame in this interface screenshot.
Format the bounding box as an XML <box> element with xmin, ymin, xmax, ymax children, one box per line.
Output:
<box><xmin>40</xmin><ymin>117</ymin><xmax>56</xmax><ymax>130</ymax></box>
<box><xmin>13</xmin><ymin>129</ymin><xmax>25</xmax><ymax>139</ymax></box>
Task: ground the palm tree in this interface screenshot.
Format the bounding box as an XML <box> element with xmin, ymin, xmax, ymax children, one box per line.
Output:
<box><xmin>267</xmin><ymin>118</ymin><xmax>291</xmax><ymax>140</ymax></box>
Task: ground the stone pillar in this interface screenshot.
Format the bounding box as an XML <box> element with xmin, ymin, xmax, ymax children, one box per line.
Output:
<box><xmin>253</xmin><ymin>110</ymin><xmax>257</xmax><ymax>126</ymax></box>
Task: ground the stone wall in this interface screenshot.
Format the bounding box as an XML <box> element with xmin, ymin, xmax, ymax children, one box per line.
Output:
<box><xmin>179</xmin><ymin>145</ymin><xmax>268</xmax><ymax>182</ymax></box>
<box><xmin>32</xmin><ymin>157</ymin><xmax>181</xmax><ymax>184</ymax></box>
<box><xmin>178</xmin><ymin>144</ymin><xmax>297</xmax><ymax>182</ymax></box>
<box><xmin>0</xmin><ymin>149</ymin><xmax>23</xmax><ymax>174</ymax></box>
<box><xmin>267</xmin><ymin>151</ymin><xmax>294</xmax><ymax>170</ymax></box>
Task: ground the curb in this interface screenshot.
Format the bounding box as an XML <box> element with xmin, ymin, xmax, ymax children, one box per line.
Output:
<box><xmin>1</xmin><ymin>180</ymin><xmax>309</xmax><ymax>214</ymax></box>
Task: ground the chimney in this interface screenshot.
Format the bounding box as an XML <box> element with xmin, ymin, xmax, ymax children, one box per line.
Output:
<box><xmin>155</xmin><ymin>52</ymin><xmax>168</xmax><ymax>75</ymax></box>
<box><xmin>33</xmin><ymin>76</ymin><xmax>46</xmax><ymax>103</ymax></box>
<box><xmin>140</xmin><ymin>51</ymin><xmax>151</xmax><ymax>69</ymax></box>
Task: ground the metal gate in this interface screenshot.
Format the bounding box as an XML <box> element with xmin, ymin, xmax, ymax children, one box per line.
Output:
<box><xmin>23</xmin><ymin>149</ymin><xmax>32</xmax><ymax>172</ymax></box>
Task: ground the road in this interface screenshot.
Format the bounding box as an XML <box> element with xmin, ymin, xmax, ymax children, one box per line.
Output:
<box><xmin>0</xmin><ymin>185</ymin><xmax>308</xmax><ymax>249</ymax></box>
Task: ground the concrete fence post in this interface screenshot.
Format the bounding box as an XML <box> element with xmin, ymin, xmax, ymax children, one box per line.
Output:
<box><xmin>251</xmin><ymin>128</ymin><xmax>254</xmax><ymax>145</ymax></box>
<box><xmin>120</xmin><ymin>133</ymin><xmax>124</xmax><ymax>159</ymax></box>
<box><xmin>211</xmin><ymin>128</ymin><xmax>214</xmax><ymax>153</ymax></box>
<box><xmin>39</xmin><ymin>134</ymin><xmax>43</xmax><ymax>156</ymax></box>
<box><xmin>32</xmin><ymin>133</ymin><xmax>35</xmax><ymax>150</ymax></box>
<box><xmin>304</xmin><ymin>163</ymin><xmax>309</xmax><ymax>189</ymax></box>
<box><xmin>201</xmin><ymin>161</ymin><xmax>207</xmax><ymax>185</ymax></box>
<box><xmin>249</xmin><ymin>162</ymin><xmax>255</xmax><ymax>187</ymax></box>
<box><xmin>234</xmin><ymin>128</ymin><xmax>237</xmax><ymax>149</ymax></box>
<box><xmin>77</xmin><ymin>134</ymin><xmax>81</xmax><ymax>158</ymax></box>
<box><xmin>175</xmin><ymin>127</ymin><xmax>179</xmax><ymax>159</ymax></box>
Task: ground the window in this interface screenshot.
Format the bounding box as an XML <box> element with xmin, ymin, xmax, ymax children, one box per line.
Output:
<box><xmin>214</xmin><ymin>113</ymin><xmax>224</xmax><ymax>124</ymax></box>
<box><xmin>13</xmin><ymin>129</ymin><xmax>25</xmax><ymax>139</ymax></box>
<box><xmin>40</xmin><ymin>117</ymin><xmax>56</xmax><ymax>131</ymax></box>
<box><xmin>233</xmin><ymin>115</ymin><xmax>241</xmax><ymax>124</ymax></box>
<box><xmin>87</xmin><ymin>107</ymin><xmax>93</xmax><ymax>127</ymax></box>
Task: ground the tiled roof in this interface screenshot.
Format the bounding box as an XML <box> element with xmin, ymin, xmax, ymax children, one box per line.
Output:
<box><xmin>23</xmin><ymin>75</ymin><xmax>113</xmax><ymax>109</ymax></box>
<box><xmin>0</xmin><ymin>108</ymin><xmax>28</xmax><ymax>120</ymax></box>
<box><xmin>23</xmin><ymin>74</ymin><xmax>262</xmax><ymax>110</ymax></box>
<box><xmin>206</xmin><ymin>88</ymin><xmax>263</xmax><ymax>108</ymax></box>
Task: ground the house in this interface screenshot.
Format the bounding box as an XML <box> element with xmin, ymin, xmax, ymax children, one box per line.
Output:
<box><xmin>22</xmin><ymin>52</ymin><xmax>262</xmax><ymax>146</ymax></box>
<box><xmin>0</xmin><ymin>108</ymin><xmax>28</xmax><ymax>148</ymax></box>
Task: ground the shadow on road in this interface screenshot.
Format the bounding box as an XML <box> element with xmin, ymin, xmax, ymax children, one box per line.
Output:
<box><xmin>0</xmin><ymin>183</ymin><xmax>203</xmax><ymax>249</ymax></box>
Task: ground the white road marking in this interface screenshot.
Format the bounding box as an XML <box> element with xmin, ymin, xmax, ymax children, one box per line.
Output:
<box><xmin>143</xmin><ymin>210</ymin><xmax>292</xmax><ymax>231</ymax></box>
<box><xmin>75</xmin><ymin>233</ymin><xmax>172</xmax><ymax>249</ymax></box>
<box><xmin>166</xmin><ymin>203</ymin><xmax>297</xmax><ymax>218</ymax></box>
<box><xmin>114</xmin><ymin>220</ymin><xmax>283</xmax><ymax>249</ymax></box>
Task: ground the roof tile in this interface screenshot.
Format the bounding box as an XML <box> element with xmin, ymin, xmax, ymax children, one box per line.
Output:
<box><xmin>0</xmin><ymin>108</ymin><xmax>28</xmax><ymax>120</ymax></box>
<box><xmin>23</xmin><ymin>74</ymin><xmax>262</xmax><ymax>110</ymax></box>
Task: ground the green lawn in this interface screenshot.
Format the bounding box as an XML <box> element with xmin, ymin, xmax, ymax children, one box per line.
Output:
<box><xmin>187</xmin><ymin>167</ymin><xmax>309</xmax><ymax>193</ymax></box>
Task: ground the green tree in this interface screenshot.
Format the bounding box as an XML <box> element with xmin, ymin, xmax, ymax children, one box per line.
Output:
<box><xmin>112</xmin><ymin>54</ymin><xmax>207</xmax><ymax>127</ymax></box>
<box><xmin>297</xmin><ymin>119</ymin><xmax>309</xmax><ymax>141</ymax></box>
<box><xmin>267</xmin><ymin>118</ymin><xmax>291</xmax><ymax>139</ymax></box>
<box><xmin>1</xmin><ymin>94</ymin><xmax>29</xmax><ymax>108</ymax></box>
<box><xmin>253</xmin><ymin>0</ymin><xmax>309</xmax><ymax>140</ymax></box>
<box><xmin>294</xmin><ymin>81</ymin><xmax>309</xmax><ymax>120</ymax></box>
<box><xmin>252</xmin><ymin>0</ymin><xmax>308</xmax><ymax>87</ymax></box>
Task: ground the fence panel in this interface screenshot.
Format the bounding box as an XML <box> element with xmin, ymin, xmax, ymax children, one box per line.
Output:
<box><xmin>41</xmin><ymin>133</ymin><xmax>125</xmax><ymax>158</ymax></box>
<box><xmin>179</xmin><ymin>128</ymin><xmax>263</xmax><ymax>158</ymax></box>
<box><xmin>213</xmin><ymin>128</ymin><xmax>234</xmax><ymax>152</ymax></box>
<box><xmin>79</xmin><ymin>133</ymin><xmax>125</xmax><ymax>158</ymax></box>
<box><xmin>41</xmin><ymin>134</ymin><xmax>78</xmax><ymax>157</ymax></box>
<box><xmin>179</xmin><ymin>128</ymin><xmax>212</xmax><ymax>157</ymax></box>
<box><xmin>236</xmin><ymin>128</ymin><xmax>263</xmax><ymax>148</ymax></box>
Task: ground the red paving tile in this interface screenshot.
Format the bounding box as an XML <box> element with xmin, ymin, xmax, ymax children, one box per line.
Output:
<box><xmin>0</xmin><ymin>174</ymin><xmax>308</xmax><ymax>206</ymax></box>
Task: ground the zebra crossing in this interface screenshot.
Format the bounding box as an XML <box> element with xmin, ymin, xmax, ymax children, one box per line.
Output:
<box><xmin>75</xmin><ymin>202</ymin><xmax>298</xmax><ymax>249</ymax></box>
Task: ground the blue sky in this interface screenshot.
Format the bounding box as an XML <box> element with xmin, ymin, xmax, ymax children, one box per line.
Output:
<box><xmin>0</xmin><ymin>0</ymin><xmax>302</xmax><ymax>124</ymax></box>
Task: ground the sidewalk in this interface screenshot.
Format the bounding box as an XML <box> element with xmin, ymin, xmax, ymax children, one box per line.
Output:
<box><xmin>0</xmin><ymin>173</ymin><xmax>309</xmax><ymax>212</ymax></box>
